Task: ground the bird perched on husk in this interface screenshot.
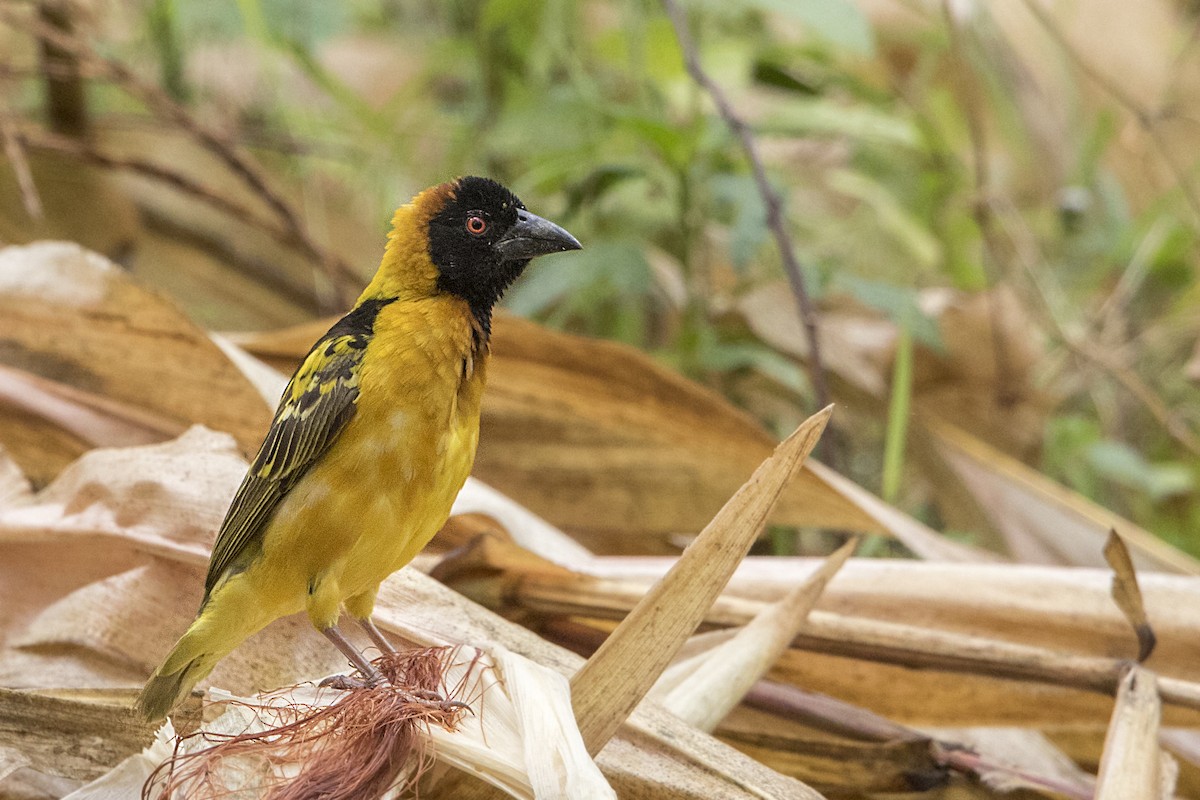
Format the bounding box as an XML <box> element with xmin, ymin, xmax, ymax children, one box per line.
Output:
<box><xmin>137</xmin><ymin>177</ymin><xmax>580</xmax><ymax>720</ymax></box>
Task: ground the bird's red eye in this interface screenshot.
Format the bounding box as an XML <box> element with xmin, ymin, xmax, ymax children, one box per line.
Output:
<box><xmin>466</xmin><ymin>215</ymin><xmax>487</xmax><ymax>236</ymax></box>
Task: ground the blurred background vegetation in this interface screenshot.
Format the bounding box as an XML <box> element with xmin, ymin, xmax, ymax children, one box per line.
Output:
<box><xmin>3</xmin><ymin>0</ymin><xmax>1200</xmax><ymax>556</ymax></box>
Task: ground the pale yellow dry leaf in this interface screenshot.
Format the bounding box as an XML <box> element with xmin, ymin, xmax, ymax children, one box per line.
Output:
<box><xmin>0</xmin><ymin>429</ymin><xmax>814</xmax><ymax>800</ymax></box>
<box><xmin>570</xmin><ymin>406</ymin><xmax>831</xmax><ymax>755</ymax></box>
<box><xmin>1095</xmin><ymin>666</ymin><xmax>1177</xmax><ymax>799</ymax></box>
<box><xmin>519</xmin><ymin>556</ymin><xmax>1200</xmax><ymax>681</ymax></box>
<box><xmin>420</xmin><ymin>647</ymin><xmax>614</xmax><ymax>799</ymax></box>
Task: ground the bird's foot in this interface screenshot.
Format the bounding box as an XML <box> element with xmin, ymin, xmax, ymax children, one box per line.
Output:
<box><xmin>395</xmin><ymin>687</ymin><xmax>473</xmax><ymax>715</ymax></box>
<box><xmin>319</xmin><ymin>671</ymin><xmax>387</xmax><ymax>691</ymax></box>
<box><xmin>317</xmin><ymin>674</ymin><xmax>470</xmax><ymax>713</ymax></box>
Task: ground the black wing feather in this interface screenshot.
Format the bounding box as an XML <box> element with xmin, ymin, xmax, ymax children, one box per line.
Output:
<box><xmin>203</xmin><ymin>300</ymin><xmax>392</xmax><ymax>598</ymax></box>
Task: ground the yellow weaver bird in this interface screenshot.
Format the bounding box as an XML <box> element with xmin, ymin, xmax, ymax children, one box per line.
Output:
<box><xmin>137</xmin><ymin>177</ymin><xmax>580</xmax><ymax>720</ymax></box>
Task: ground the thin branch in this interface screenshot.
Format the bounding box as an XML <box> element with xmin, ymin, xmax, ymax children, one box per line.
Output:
<box><xmin>1021</xmin><ymin>0</ymin><xmax>1200</xmax><ymax>225</ymax></box>
<box><xmin>16</xmin><ymin>126</ymin><xmax>335</xmax><ymax>311</ymax></box>
<box><xmin>661</xmin><ymin>0</ymin><xmax>831</xmax><ymax>417</ymax></box>
<box><xmin>0</xmin><ymin>114</ymin><xmax>42</xmax><ymax>219</ymax></box>
<box><xmin>0</xmin><ymin>4</ymin><xmax>361</xmax><ymax>303</ymax></box>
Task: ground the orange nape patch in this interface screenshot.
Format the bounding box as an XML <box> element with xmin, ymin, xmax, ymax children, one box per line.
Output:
<box><xmin>143</xmin><ymin>647</ymin><xmax>476</xmax><ymax>800</ymax></box>
<box><xmin>357</xmin><ymin>180</ymin><xmax>461</xmax><ymax>304</ymax></box>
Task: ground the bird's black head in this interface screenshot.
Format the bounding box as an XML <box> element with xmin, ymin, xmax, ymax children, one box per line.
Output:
<box><xmin>427</xmin><ymin>176</ymin><xmax>581</xmax><ymax>335</ymax></box>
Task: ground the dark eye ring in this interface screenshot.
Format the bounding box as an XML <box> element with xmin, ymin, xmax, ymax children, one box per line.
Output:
<box><xmin>466</xmin><ymin>215</ymin><xmax>488</xmax><ymax>236</ymax></box>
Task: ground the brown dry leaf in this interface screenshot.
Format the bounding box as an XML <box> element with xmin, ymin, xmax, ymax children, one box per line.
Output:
<box><xmin>715</xmin><ymin>705</ymin><xmax>944</xmax><ymax>793</ymax></box>
<box><xmin>0</xmin><ymin>243</ymin><xmax>272</xmax><ymax>482</ymax></box>
<box><xmin>931</xmin><ymin>420</ymin><xmax>1200</xmax><ymax>574</ymax></box>
<box><xmin>456</xmin><ymin>551</ymin><xmax>1200</xmax><ymax>735</ymax></box>
<box><xmin>511</xmin><ymin>556</ymin><xmax>1200</xmax><ymax>681</ymax></box>
<box><xmin>0</xmin><ymin>364</ymin><xmax>183</xmax><ymax>448</ymax></box>
<box><xmin>0</xmin><ymin>688</ymin><xmax>200</xmax><ymax>784</ymax></box>
<box><xmin>927</xmin><ymin>728</ymin><xmax>1095</xmax><ymax>798</ymax></box>
<box><xmin>1095</xmin><ymin>666</ymin><xmax>1177</xmax><ymax>798</ymax></box>
<box><xmin>0</xmin><ymin>153</ymin><xmax>140</xmax><ymax>261</ymax></box>
<box><xmin>730</xmin><ymin>684</ymin><xmax>1098</xmax><ymax>797</ymax></box>
<box><xmin>0</xmin><ymin>430</ymin><xmax>815</xmax><ymax>800</ymax></box>
<box><xmin>739</xmin><ymin>284</ymin><xmax>1052</xmax><ymax>459</ymax></box>
<box><xmin>231</xmin><ymin>315</ymin><xmax>881</xmax><ymax>552</ymax></box>
<box><xmin>570</xmin><ymin>407</ymin><xmax>831</xmax><ymax>757</ymax></box>
<box><xmin>1103</xmin><ymin>530</ymin><xmax>1158</xmax><ymax>662</ymax></box>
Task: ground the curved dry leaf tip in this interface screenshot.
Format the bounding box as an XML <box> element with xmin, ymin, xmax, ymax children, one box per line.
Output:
<box><xmin>1103</xmin><ymin>529</ymin><xmax>1157</xmax><ymax>662</ymax></box>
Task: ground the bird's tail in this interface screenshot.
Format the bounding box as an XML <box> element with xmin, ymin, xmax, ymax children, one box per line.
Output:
<box><xmin>137</xmin><ymin>628</ymin><xmax>224</xmax><ymax>724</ymax></box>
<box><xmin>135</xmin><ymin>588</ymin><xmax>268</xmax><ymax>721</ymax></box>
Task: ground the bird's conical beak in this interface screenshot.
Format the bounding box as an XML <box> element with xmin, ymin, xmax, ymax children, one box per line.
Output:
<box><xmin>495</xmin><ymin>210</ymin><xmax>582</xmax><ymax>262</ymax></box>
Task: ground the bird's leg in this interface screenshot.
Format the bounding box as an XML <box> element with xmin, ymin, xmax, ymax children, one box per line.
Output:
<box><xmin>356</xmin><ymin>616</ymin><xmax>398</xmax><ymax>656</ymax></box>
<box><xmin>352</xmin><ymin>618</ymin><xmax>469</xmax><ymax>712</ymax></box>
<box><xmin>320</xmin><ymin>625</ymin><xmax>387</xmax><ymax>689</ymax></box>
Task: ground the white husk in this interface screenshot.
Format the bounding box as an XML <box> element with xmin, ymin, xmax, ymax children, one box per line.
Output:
<box><xmin>59</xmin><ymin>648</ymin><xmax>613</xmax><ymax>800</ymax></box>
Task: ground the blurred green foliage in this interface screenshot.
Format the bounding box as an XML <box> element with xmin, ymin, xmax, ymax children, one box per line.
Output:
<box><xmin>19</xmin><ymin>0</ymin><xmax>1200</xmax><ymax>553</ymax></box>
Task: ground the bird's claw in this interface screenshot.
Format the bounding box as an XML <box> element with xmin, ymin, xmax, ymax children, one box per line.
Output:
<box><xmin>319</xmin><ymin>672</ymin><xmax>387</xmax><ymax>691</ymax></box>
<box><xmin>398</xmin><ymin>688</ymin><xmax>473</xmax><ymax>715</ymax></box>
<box><xmin>317</xmin><ymin>675</ymin><xmax>470</xmax><ymax>714</ymax></box>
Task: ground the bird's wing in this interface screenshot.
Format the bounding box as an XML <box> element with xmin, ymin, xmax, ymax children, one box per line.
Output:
<box><xmin>203</xmin><ymin>325</ymin><xmax>372</xmax><ymax>597</ymax></box>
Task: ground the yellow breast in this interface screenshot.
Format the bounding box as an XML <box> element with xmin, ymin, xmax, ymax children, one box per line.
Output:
<box><xmin>256</xmin><ymin>296</ymin><xmax>486</xmax><ymax>621</ymax></box>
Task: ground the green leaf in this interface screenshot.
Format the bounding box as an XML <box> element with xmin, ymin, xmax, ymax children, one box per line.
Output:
<box><xmin>760</xmin><ymin>98</ymin><xmax>919</xmax><ymax>147</ymax></box>
<box><xmin>835</xmin><ymin>276</ymin><xmax>942</xmax><ymax>349</ymax></box>
<box><xmin>738</xmin><ymin>0</ymin><xmax>874</xmax><ymax>55</ymax></box>
<box><xmin>711</xmin><ymin>173</ymin><xmax>768</xmax><ymax>268</ymax></box>
<box><xmin>881</xmin><ymin>323</ymin><xmax>913</xmax><ymax>503</ymax></box>
<box><xmin>827</xmin><ymin>169</ymin><xmax>941</xmax><ymax>271</ymax></box>
<box><xmin>1087</xmin><ymin>440</ymin><xmax>1195</xmax><ymax>502</ymax></box>
<box><xmin>698</xmin><ymin>339</ymin><xmax>809</xmax><ymax>393</ymax></box>
<box><xmin>504</xmin><ymin>241</ymin><xmax>651</xmax><ymax>317</ymax></box>
<box><xmin>611</xmin><ymin>111</ymin><xmax>699</xmax><ymax>170</ymax></box>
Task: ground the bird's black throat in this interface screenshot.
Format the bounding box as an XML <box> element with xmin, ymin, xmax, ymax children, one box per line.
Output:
<box><xmin>426</xmin><ymin>177</ymin><xmax>527</xmax><ymax>339</ymax></box>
